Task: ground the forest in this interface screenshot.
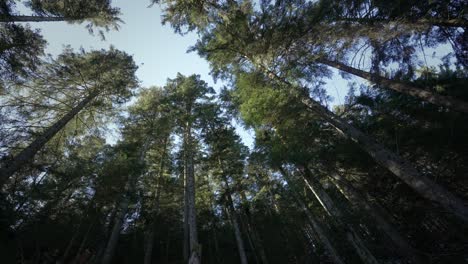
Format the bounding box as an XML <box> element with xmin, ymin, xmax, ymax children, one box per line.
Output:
<box><xmin>0</xmin><ymin>0</ymin><xmax>467</xmax><ymax>263</ymax></box>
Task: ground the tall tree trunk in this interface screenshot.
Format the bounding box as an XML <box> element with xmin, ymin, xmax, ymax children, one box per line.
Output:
<box><xmin>317</xmin><ymin>58</ymin><xmax>468</xmax><ymax>113</ymax></box>
<box><xmin>183</xmin><ymin>175</ymin><xmax>190</xmax><ymax>263</ymax></box>
<box><xmin>100</xmin><ymin>190</ymin><xmax>131</xmax><ymax>264</ymax></box>
<box><xmin>0</xmin><ymin>90</ymin><xmax>99</xmax><ymax>188</ymax></box>
<box><xmin>239</xmin><ymin>200</ymin><xmax>269</xmax><ymax>264</ymax></box>
<box><xmin>279</xmin><ymin>167</ymin><xmax>346</xmax><ymax>264</ymax></box>
<box><xmin>71</xmin><ymin>222</ymin><xmax>94</xmax><ymax>264</ymax></box>
<box><xmin>328</xmin><ymin>171</ymin><xmax>424</xmax><ymax>263</ymax></box>
<box><xmin>299</xmin><ymin>92</ymin><xmax>468</xmax><ymax>222</ymax></box>
<box><xmin>0</xmin><ymin>15</ymin><xmax>69</xmax><ymax>22</ymax></box>
<box><xmin>184</xmin><ymin>121</ymin><xmax>200</xmax><ymax>264</ymax></box>
<box><xmin>101</xmin><ymin>141</ymin><xmax>149</xmax><ymax>264</ymax></box>
<box><xmin>299</xmin><ymin>167</ymin><xmax>380</xmax><ymax>264</ymax></box>
<box><xmin>255</xmin><ymin>58</ymin><xmax>468</xmax><ymax>222</ymax></box>
<box><xmin>224</xmin><ymin>177</ymin><xmax>249</xmax><ymax>264</ymax></box>
<box><xmin>335</xmin><ymin>17</ymin><xmax>468</xmax><ymax>28</ymax></box>
<box><xmin>144</xmin><ymin>137</ymin><xmax>168</xmax><ymax>264</ymax></box>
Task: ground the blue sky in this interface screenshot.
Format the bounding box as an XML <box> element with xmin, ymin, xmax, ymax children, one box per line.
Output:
<box><xmin>18</xmin><ymin>0</ymin><xmax>359</xmax><ymax>148</ymax></box>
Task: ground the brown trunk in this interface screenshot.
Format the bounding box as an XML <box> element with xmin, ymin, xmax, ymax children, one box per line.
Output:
<box><xmin>0</xmin><ymin>90</ymin><xmax>99</xmax><ymax>188</ymax></box>
<box><xmin>239</xmin><ymin>191</ymin><xmax>269</xmax><ymax>264</ymax></box>
<box><xmin>253</xmin><ymin>56</ymin><xmax>468</xmax><ymax>222</ymax></box>
<box><xmin>279</xmin><ymin>167</ymin><xmax>345</xmax><ymax>264</ymax></box>
<box><xmin>0</xmin><ymin>15</ymin><xmax>69</xmax><ymax>22</ymax></box>
<box><xmin>300</xmin><ymin>168</ymin><xmax>379</xmax><ymax>264</ymax></box>
<box><xmin>336</xmin><ymin>17</ymin><xmax>468</xmax><ymax>28</ymax></box>
<box><xmin>144</xmin><ymin>136</ymin><xmax>168</xmax><ymax>264</ymax></box>
<box><xmin>298</xmin><ymin>92</ymin><xmax>468</xmax><ymax>222</ymax></box>
<box><xmin>328</xmin><ymin>172</ymin><xmax>424</xmax><ymax>263</ymax></box>
<box><xmin>317</xmin><ymin>58</ymin><xmax>468</xmax><ymax>113</ymax></box>
<box><xmin>101</xmin><ymin>141</ymin><xmax>149</xmax><ymax>264</ymax></box>
<box><xmin>183</xmin><ymin>175</ymin><xmax>190</xmax><ymax>263</ymax></box>
<box><xmin>100</xmin><ymin>193</ymin><xmax>130</xmax><ymax>264</ymax></box>
<box><xmin>184</xmin><ymin>120</ymin><xmax>200</xmax><ymax>264</ymax></box>
<box><xmin>71</xmin><ymin>222</ymin><xmax>93</xmax><ymax>264</ymax></box>
<box><xmin>224</xmin><ymin>177</ymin><xmax>249</xmax><ymax>264</ymax></box>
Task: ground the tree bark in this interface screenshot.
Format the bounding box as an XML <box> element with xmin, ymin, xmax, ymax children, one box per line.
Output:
<box><xmin>317</xmin><ymin>58</ymin><xmax>468</xmax><ymax>113</ymax></box>
<box><xmin>296</xmin><ymin>92</ymin><xmax>468</xmax><ymax>222</ymax></box>
<box><xmin>71</xmin><ymin>222</ymin><xmax>94</xmax><ymax>264</ymax></box>
<box><xmin>299</xmin><ymin>167</ymin><xmax>379</xmax><ymax>264</ymax></box>
<box><xmin>253</xmin><ymin>54</ymin><xmax>468</xmax><ymax>221</ymax></box>
<box><xmin>184</xmin><ymin>120</ymin><xmax>200</xmax><ymax>264</ymax></box>
<box><xmin>335</xmin><ymin>17</ymin><xmax>468</xmax><ymax>28</ymax></box>
<box><xmin>0</xmin><ymin>15</ymin><xmax>69</xmax><ymax>22</ymax></box>
<box><xmin>0</xmin><ymin>90</ymin><xmax>99</xmax><ymax>188</ymax></box>
<box><xmin>279</xmin><ymin>167</ymin><xmax>346</xmax><ymax>264</ymax></box>
<box><xmin>328</xmin><ymin>172</ymin><xmax>424</xmax><ymax>263</ymax></box>
<box><xmin>183</xmin><ymin>175</ymin><xmax>190</xmax><ymax>263</ymax></box>
<box><xmin>144</xmin><ymin>136</ymin><xmax>168</xmax><ymax>264</ymax></box>
<box><xmin>101</xmin><ymin>141</ymin><xmax>150</xmax><ymax>264</ymax></box>
<box><xmin>239</xmin><ymin>192</ymin><xmax>269</xmax><ymax>264</ymax></box>
<box><xmin>100</xmin><ymin>192</ymin><xmax>130</xmax><ymax>264</ymax></box>
<box><xmin>224</xmin><ymin>177</ymin><xmax>249</xmax><ymax>264</ymax></box>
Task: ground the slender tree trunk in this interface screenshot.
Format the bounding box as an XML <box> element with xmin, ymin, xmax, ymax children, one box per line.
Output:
<box><xmin>183</xmin><ymin>175</ymin><xmax>190</xmax><ymax>263</ymax></box>
<box><xmin>0</xmin><ymin>90</ymin><xmax>99</xmax><ymax>188</ymax></box>
<box><xmin>100</xmin><ymin>192</ymin><xmax>131</xmax><ymax>264</ymax></box>
<box><xmin>91</xmin><ymin>204</ymin><xmax>118</xmax><ymax>264</ymax></box>
<box><xmin>224</xmin><ymin>178</ymin><xmax>249</xmax><ymax>264</ymax></box>
<box><xmin>101</xmin><ymin>141</ymin><xmax>150</xmax><ymax>264</ymax></box>
<box><xmin>0</xmin><ymin>15</ymin><xmax>70</xmax><ymax>22</ymax></box>
<box><xmin>257</xmin><ymin>59</ymin><xmax>468</xmax><ymax>221</ymax></box>
<box><xmin>239</xmin><ymin>191</ymin><xmax>269</xmax><ymax>264</ymax></box>
<box><xmin>279</xmin><ymin>167</ymin><xmax>346</xmax><ymax>264</ymax></box>
<box><xmin>71</xmin><ymin>222</ymin><xmax>94</xmax><ymax>264</ymax></box>
<box><xmin>298</xmin><ymin>92</ymin><xmax>468</xmax><ymax>222</ymax></box>
<box><xmin>184</xmin><ymin>121</ymin><xmax>200</xmax><ymax>264</ymax></box>
<box><xmin>144</xmin><ymin>137</ymin><xmax>168</xmax><ymax>264</ymax></box>
<box><xmin>57</xmin><ymin>222</ymin><xmax>82</xmax><ymax>264</ymax></box>
<box><xmin>317</xmin><ymin>58</ymin><xmax>468</xmax><ymax>113</ymax></box>
<box><xmin>299</xmin><ymin>167</ymin><xmax>380</xmax><ymax>264</ymax></box>
<box><xmin>328</xmin><ymin>172</ymin><xmax>424</xmax><ymax>263</ymax></box>
<box><xmin>336</xmin><ymin>17</ymin><xmax>468</xmax><ymax>28</ymax></box>
<box><xmin>296</xmin><ymin>190</ymin><xmax>345</xmax><ymax>264</ymax></box>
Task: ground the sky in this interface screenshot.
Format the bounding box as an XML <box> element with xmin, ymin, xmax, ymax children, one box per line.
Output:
<box><xmin>19</xmin><ymin>0</ymin><xmax>353</xmax><ymax>148</ymax></box>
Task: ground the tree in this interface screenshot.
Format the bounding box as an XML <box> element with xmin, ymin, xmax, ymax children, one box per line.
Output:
<box><xmin>0</xmin><ymin>48</ymin><xmax>138</xmax><ymax>188</ymax></box>
<box><xmin>155</xmin><ymin>0</ymin><xmax>468</xmax><ymax>222</ymax></box>
<box><xmin>0</xmin><ymin>0</ymin><xmax>122</xmax><ymax>31</ymax></box>
<box><xmin>0</xmin><ymin>23</ymin><xmax>46</xmax><ymax>90</ymax></box>
<box><xmin>165</xmin><ymin>73</ymin><xmax>215</xmax><ymax>263</ymax></box>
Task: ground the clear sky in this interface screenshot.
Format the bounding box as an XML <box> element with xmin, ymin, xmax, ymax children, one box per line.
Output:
<box><xmin>19</xmin><ymin>0</ymin><xmax>354</xmax><ymax>148</ymax></box>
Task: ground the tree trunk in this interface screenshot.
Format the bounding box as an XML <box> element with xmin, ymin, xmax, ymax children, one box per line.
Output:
<box><xmin>0</xmin><ymin>90</ymin><xmax>99</xmax><ymax>188</ymax></box>
<box><xmin>144</xmin><ymin>137</ymin><xmax>168</xmax><ymax>264</ymax></box>
<box><xmin>239</xmin><ymin>193</ymin><xmax>269</xmax><ymax>264</ymax></box>
<box><xmin>298</xmin><ymin>193</ymin><xmax>345</xmax><ymax>264</ymax></box>
<box><xmin>279</xmin><ymin>168</ymin><xmax>346</xmax><ymax>264</ymax></box>
<box><xmin>336</xmin><ymin>17</ymin><xmax>468</xmax><ymax>28</ymax></box>
<box><xmin>100</xmin><ymin>192</ymin><xmax>131</xmax><ymax>264</ymax></box>
<box><xmin>183</xmin><ymin>176</ymin><xmax>190</xmax><ymax>263</ymax></box>
<box><xmin>254</xmin><ymin>56</ymin><xmax>468</xmax><ymax>222</ymax></box>
<box><xmin>0</xmin><ymin>15</ymin><xmax>69</xmax><ymax>22</ymax></box>
<box><xmin>317</xmin><ymin>58</ymin><xmax>468</xmax><ymax>113</ymax></box>
<box><xmin>224</xmin><ymin>178</ymin><xmax>249</xmax><ymax>264</ymax></box>
<box><xmin>71</xmin><ymin>222</ymin><xmax>94</xmax><ymax>264</ymax></box>
<box><xmin>299</xmin><ymin>167</ymin><xmax>380</xmax><ymax>264</ymax></box>
<box><xmin>298</xmin><ymin>92</ymin><xmax>468</xmax><ymax>222</ymax></box>
<box><xmin>328</xmin><ymin>172</ymin><xmax>424</xmax><ymax>263</ymax></box>
<box><xmin>184</xmin><ymin>120</ymin><xmax>200</xmax><ymax>264</ymax></box>
<box><xmin>101</xmin><ymin>141</ymin><xmax>150</xmax><ymax>264</ymax></box>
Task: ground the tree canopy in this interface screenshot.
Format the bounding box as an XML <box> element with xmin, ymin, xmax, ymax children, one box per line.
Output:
<box><xmin>0</xmin><ymin>1</ymin><xmax>467</xmax><ymax>263</ymax></box>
